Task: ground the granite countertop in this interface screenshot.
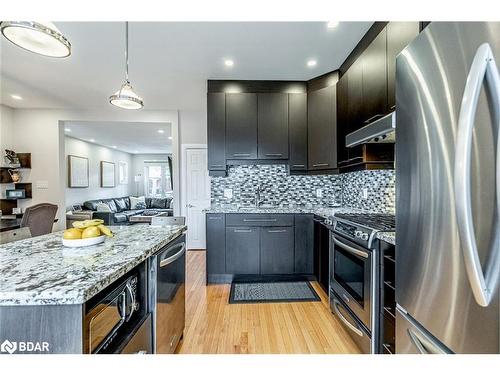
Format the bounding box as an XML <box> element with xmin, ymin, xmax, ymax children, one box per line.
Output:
<box><xmin>204</xmin><ymin>204</ymin><xmax>376</xmax><ymax>218</ymax></box>
<box><xmin>0</xmin><ymin>225</ymin><xmax>186</xmax><ymax>306</ymax></box>
<box><xmin>376</xmin><ymin>232</ymin><xmax>395</xmax><ymax>245</ymax></box>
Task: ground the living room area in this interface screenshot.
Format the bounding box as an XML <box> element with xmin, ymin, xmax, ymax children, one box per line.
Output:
<box><xmin>64</xmin><ymin>120</ymin><xmax>175</xmax><ymax>228</ymax></box>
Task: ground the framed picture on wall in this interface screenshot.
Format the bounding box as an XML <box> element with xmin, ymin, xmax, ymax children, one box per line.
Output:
<box><xmin>68</xmin><ymin>155</ymin><xmax>89</xmax><ymax>188</ymax></box>
<box><xmin>100</xmin><ymin>161</ymin><xmax>115</xmax><ymax>188</ymax></box>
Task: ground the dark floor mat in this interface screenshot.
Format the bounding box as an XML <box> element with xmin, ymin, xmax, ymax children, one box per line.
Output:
<box><xmin>229</xmin><ymin>280</ymin><xmax>321</xmax><ymax>304</ymax></box>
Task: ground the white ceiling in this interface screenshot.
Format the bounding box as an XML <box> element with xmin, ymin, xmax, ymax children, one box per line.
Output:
<box><xmin>64</xmin><ymin>121</ymin><xmax>172</xmax><ymax>154</ymax></box>
<box><xmin>0</xmin><ymin>22</ymin><xmax>373</xmax><ymax>110</ymax></box>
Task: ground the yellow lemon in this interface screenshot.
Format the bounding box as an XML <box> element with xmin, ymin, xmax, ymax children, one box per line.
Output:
<box><xmin>81</xmin><ymin>226</ymin><xmax>101</xmax><ymax>239</ymax></box>
<box><xmin>98</xmin><ymin>224</ymin><xmax>113</xmax><ymax>237</ymax></box>
<box><xmin>63</xmin><ymin>228</ymin><xmax>82</xmax><ymax>240</ymax></box>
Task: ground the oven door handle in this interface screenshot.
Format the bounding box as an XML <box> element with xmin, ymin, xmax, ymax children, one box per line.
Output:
<box><xmin>333</xmin><ymin>236</ymin><xmax>369</xmax><ymax>259</ymax></box>
<box><xmin>332</xmin><ymin>298</ymin><xmax>364</xmax><ymax>337</ymax></box>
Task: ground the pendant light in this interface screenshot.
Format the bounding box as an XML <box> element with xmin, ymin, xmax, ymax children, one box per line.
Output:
<box><xmin>0</xmin><ymin>21</ymin><xmax>71</xmax><ymax>58</ymax></box>
<box><xmin>109</xmin><ymin>22</ymin><xmax>143</xmax><ymax>109</ymax></box>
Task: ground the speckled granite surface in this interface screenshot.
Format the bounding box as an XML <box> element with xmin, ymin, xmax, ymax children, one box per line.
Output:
<box><xmin>0</xmin><ymin>225</ymin><xmax>186</xmax><ymax>306</ymax></box>
<box><xmin>204</xmin><ymin>205</ymin><xmax>377</xmax><ymax>218</ymax></box>
<box><xmin>376</xmin><ymin>232</ymin><xmax>395</xmax><ymax>245</ymax></box>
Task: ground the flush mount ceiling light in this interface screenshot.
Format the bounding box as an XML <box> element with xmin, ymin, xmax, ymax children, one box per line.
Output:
<box><xmin>224</xmin><ymin>59</ymin><xmax>234</xmax><ymax>67</ymax></box>
<box><xmin>327</xmin><ymin>21</ymin><xmax>339</xmax><ymax>29</ymax></box>
<box><xmin>307</xmin><ymin>59</ymin><xmax>317</xmax><ymax>67</ymax></box>
<box><xmin>109</xmin><ymin>22</ymin><xmax>143</xmax><ymax>110</ymax></box>
<box><xmin>0</xmin><ymin>21</ymin><xmax>71</xmax><ymax>57</ymax></box>
<box><xmin>158</xmin><ymin>129</ymin><xmax>165</xmax><ymax>134</ymax></box>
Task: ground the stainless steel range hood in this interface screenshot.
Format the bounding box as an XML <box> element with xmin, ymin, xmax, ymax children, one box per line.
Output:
<box><xmin>346</xmin><ymin>112</ymin><xmax>395</xmax><ymax>147</ymax></box>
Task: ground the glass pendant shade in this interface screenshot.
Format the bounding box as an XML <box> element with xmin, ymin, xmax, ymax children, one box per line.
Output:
<box><xmin>109</xmin><ymin>81</ymin><xmax>144</xmax><ymax>109</ymax></box>
<box><xmin>0</xmin><ymin>21</ymin><xmax>71</xmax><ymax>57</ymax></box>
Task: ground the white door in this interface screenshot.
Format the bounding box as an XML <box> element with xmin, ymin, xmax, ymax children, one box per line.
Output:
<box><xmin>185</xmin><ymin>148</ymin><xmax>210</xmax><ymax>249</ymax></box>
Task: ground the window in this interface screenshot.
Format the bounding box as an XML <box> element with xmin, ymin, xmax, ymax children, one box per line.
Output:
<box><xmin>118</xmin><ymin>161</ymin><xmax>128</xmax><ymax>185</ymax></box>
<box><xmin>144</xmin><ymin>161</ymin><xmax>171</xmax><ymax>198</ymax></box>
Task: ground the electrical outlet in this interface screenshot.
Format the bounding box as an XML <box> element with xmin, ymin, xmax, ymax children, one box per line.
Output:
<box><xmin>362</xmin><ymin>188</ymin><xmax>368</xmax><ymax>199</ymax></box>
<box><xmin>316</xmin><ymin>188</ymin><xmax>323</xmax><ymax>198</ymax></box>
<box><xmin>223</xmin><ymin>188</ymin><xmax>233</xmax><ymax>199</ymax></box>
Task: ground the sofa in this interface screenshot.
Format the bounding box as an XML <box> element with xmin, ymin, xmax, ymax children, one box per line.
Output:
<box><xmin>82</xmin><ymin>196</ymin><xmax>173</xmax><ymax>225</ymax></box>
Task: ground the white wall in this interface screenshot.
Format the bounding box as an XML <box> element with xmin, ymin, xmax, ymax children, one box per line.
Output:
<box><xmin>131</xmin><ymin>153</ymin><xmax>171</xmax><ymax>196</ymax></box>
<box><xmin>65</xmin><ymin>137</ymin><xmax>134</xmax><ymax>208</ymax></box>
<box><xmin>2</xmin><ymin>107</ymin><xmax>179</xmax><ymax>230</ymax></box>
<box><xmin>179</xmin><ymin>110</ymin><xmax>206</xmax><ymax>144</ymax></box>
<box><xmin>0</xmin><ymin>104</ymin><xmax>14</xmax><ymax>152</ymax></box>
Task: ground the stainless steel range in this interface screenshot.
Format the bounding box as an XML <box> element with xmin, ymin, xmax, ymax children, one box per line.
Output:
<box><xmin>327</xmin><ymin>213</ymin><xmax>395</xmax><ymax>354</ymax></box>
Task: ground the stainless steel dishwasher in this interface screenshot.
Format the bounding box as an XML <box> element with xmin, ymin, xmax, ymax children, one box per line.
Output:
<box><xmin>149</xmin><ymin>233</ymin><xmax>186</xmax><ymax>353</ymax></box>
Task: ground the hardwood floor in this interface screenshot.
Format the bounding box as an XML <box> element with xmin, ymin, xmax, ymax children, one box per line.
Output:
<box><xmin>176</xmin><ymin>250</ymin><xmax>361</xmax><ymax>354</ymax></box>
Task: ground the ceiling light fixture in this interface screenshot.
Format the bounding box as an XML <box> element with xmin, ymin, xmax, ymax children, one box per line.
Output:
<box><xmin>109</xmin><ymin>22</ymin><xmax>143</xmax><ymax>110</ymax></box>
<box><xmin>112</xmin><ymin>146</ymin><xmax>117</xmax><ymax>149</ymax></box>
<box><xmin>64</xmin><ymin>128</ymin><xmax>71</xmax><ymax>132</ymax></box>
<box><xmin>327</xmin><ymin>21</ymin><xmax>339</xmax><ymax>29</ymax></box>
<box><xmin>224</xmin><ymin>59</ymin><xmax>234</xmax><ymax>67</ymax></box>
<box><xmin>10</xmin><ymin>94</ymin><xmax>23</xmax><ymax>100</ymax></box>
<box><xmin>0</xmin><ymin>21</ymin><xmax>71</xmax><ymax>57</ymax></box>
<box><xmin>158</xmin><ymin>129</ymin><xmax>165</xmax><ymax>134</ymax></box>
<box><xmin>307</xmin><ymin>59</ymin><xmax>317</xmax><ymax>67</ymax></box>
<box><xmin>168</xmin><ymin>136</ymin><xmax>173</xmax><ymax>140</ymax></box>
<box><xmin>89</xmin><ymin>139</ymin><xmax>95</xmax><ymax>143</ymax></box>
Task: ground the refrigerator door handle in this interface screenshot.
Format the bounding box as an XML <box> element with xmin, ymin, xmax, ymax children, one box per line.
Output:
<box><xmin>407</xmin><ymin>328</ymin><xmax>447</xmax><ymax>354</ymax></box>
<box><xmin>455</xmin><ymin>42</ymin><xmax>500</xmax><ymax>307</ymax></box>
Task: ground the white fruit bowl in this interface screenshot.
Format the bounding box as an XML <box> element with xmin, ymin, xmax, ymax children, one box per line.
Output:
<box><xmin>62</xmin><ymin>234</ymin><xmax>106</xmax><ymax>248</ymax></box>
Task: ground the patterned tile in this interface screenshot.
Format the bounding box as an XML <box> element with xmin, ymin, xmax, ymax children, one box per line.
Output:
<box><xmin>210</xmin><ymin>165</ymin><xmax>395</xmax><ymax>213</ymax></box>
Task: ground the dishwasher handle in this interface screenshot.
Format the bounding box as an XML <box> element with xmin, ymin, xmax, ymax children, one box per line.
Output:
<box><xmin>159</xmin><ymin>242</ymin><xmax>186</xmax><ymax>268</ymax></box>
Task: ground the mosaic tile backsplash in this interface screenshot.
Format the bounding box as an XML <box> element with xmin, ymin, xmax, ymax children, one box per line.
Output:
<box><xmin>210</xmin><ymin>165</ymin><xmax>395</xmax><ymax>213</ymax></box>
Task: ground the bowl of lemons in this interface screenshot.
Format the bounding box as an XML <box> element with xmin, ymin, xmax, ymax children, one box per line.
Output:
<box><xmin>62</xmin><ymin>219</ymin><xmax>114</xmax><ymax>248</ymax></box>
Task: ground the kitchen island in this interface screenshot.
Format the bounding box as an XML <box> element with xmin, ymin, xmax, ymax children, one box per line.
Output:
<box><xmin>0</xmin><ymin>224</ymin><xmax>186</xmax><ymax>354</ymax></box>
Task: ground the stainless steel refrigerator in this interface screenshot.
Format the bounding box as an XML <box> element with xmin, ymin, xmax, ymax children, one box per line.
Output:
<box><xmin>396</xmin><ymin>22</ymin><xmax>500</xmax><ymax>354</ymax></box>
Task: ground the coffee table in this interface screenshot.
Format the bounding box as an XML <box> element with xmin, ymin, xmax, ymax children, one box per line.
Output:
<box><xmin>129</xmin><ymin>212</ymin><xmax>169</xmax><ymax>224</ymax></box>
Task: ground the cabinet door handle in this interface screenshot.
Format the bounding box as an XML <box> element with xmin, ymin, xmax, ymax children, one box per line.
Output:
<box><xmin>234</xmin><ymin>229</ymin><xmax>253</xmax><ymax>233</ymax></box>
<box><xmin>210</xmin><ymin>164</ymin><xmax>225</xmax><ymax>168</ymax></box>
<box><xmin>390</xmin><ymin>105</ymin><xmax>396</xmax><ymax>110</ymax></box>
<box><xmin>268</xmin><ymin>229</ymin><xmax>287</xmax><ymax>233</ymax></box>
<box><xmin>208</xmin><ymin>216</ymin><xmax>223</xmax><ymax>220</ymax></box>
<box><xmin>292</xmin><ymin>164</ymin><xmax>305</xmax><ymax>168</ymax></box>
<box><xmin>364</xmin><ymin>114</ymin><xmax>384</xmax><ymax>124</ymax></box>
<box><xmin>265</xmin><ymin>153</ymin><xmax>283</xmax><ymax>157</ymax></box>
<box><xmin>232</xmin><ymin>153</ymin><xmax>251</xmax><ymax>157</ymax></box>
<box><xmin>243</xmin><ymin>218</ymin><xmax>277</xmax><ymax>222</ymax></box>
<box><xmin>312</xmin><ymin>163</ymin><xmax>329</xmax><ymax>167</ymax></box>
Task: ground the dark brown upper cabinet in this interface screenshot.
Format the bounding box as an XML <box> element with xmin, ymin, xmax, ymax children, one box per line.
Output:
<box><xmin>207</xmin><ymin>93</ymin><xmax>226</xmax><ymax>171</ymax></box>
<box><xmin>225</xmin><ymin>93</ymin><xmax>258</xmax><ymax>160</ymax></box>
<box><xmin>361</xmin><ymin>27</ymin><xmax>387</xmax><ymax>125</ymax></box>
<box><xmin>346</xmin><ymin>58</ymin><xmax>363</xmax><ymax>134</ymax></box>
<box><xmin>336</xmin><ymin>74</ymin><xmax>349</xmax><ymax>165</ymax></box>
<box><xmin>386</xmin><ymin>22</ymin><xmax>420</xmax><ymax>110</ymax></box>
<box><xmin>288</xmin><ymin>93</ymin><xmax>308</xmax><ymax>171</ymax></box>
<box><xmin>307</xmin><ymin>85</ymin><xmax>337</xmax><ymax>171</ymax></box>
<box><xmin>257</xmin><ymin>93</ymin><xmax>289</xmax><ymax>159</ymax></box>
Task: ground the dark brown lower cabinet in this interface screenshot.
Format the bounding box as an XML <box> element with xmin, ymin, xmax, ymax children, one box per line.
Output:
<box><xmin>260</xmin><ymin>226</ymin><xmax>294</xmax><ymax>274</ymax></box>
<box><xmin>225</xmin><ymin>227</ymin><xmax>260</xmax><ymax>274</ymax></box>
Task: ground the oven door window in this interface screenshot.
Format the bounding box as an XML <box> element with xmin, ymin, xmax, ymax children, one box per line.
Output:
<box><xmin>334</xmin><ymin>246</ymin><xmax>365</xmax><ymax>307</ymax></box>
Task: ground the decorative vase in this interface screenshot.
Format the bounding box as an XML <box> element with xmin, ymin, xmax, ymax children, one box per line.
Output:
<box><xmin>8</xmin><ymin>169</ymin><xmax>21</xmax><ymax>183</ymax></box>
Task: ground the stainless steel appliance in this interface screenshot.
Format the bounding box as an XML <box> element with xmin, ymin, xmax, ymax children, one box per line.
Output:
<box><xmin>150</xmin><ymin>233</ymin><xmax>186</xmax><ymax>353</ymax></box>
<box><xmin>346</xmin><ymin>112</ymin><xmax>396</xmax><ymax>147</ymax></box>
<box><xmin>396</xmin><ymin>22</ymin><xmax>500</xmax><ymax>354</ymax></box>
<box><xmin>328</xmin><ymin>213</ymin><xmax>395</xmax><ymax>353</ymax></box>
<box><xmin>84</xmin><ymin>273</ymin><xmax>142</xmax><ymax>354</ymax></box>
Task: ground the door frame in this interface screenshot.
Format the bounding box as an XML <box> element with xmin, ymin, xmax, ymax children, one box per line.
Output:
<box><xmin>180</xmin><ymin>144</ymin><xmax>210</xmax><ymax>248</ymax></box>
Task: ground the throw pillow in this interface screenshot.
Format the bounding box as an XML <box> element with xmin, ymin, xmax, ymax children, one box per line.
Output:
<box><xmin>96</xmin><ymin>203</ymin><xmax>112</xmax><ymax>212</ymax></box>
<box><xmin>150</xmin><ymin>198</ymin><xmax>166</xmax><ymax>209</ymax></box>
<box><xmin>167</xmin><ymin>197</ymin><xmax>174</xmax><ymax>209</ymax></box>
<box><xmin>130</xmin><ymin>196</ymin><xmax>146</xmax><ymax>209</ymax></box>
<box><xmin>135</xmin><ymin>201</ymin><xmax>146</xmax><ymax>210</ymax></box>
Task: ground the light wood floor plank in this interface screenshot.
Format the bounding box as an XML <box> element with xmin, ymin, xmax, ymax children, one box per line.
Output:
<box><xmin>176</xmin><ymin>250</ymin><xmax>360</xmax><ymax>354</ymax></box>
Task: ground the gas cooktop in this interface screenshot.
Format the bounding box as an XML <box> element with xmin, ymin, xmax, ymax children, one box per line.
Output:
<box><xmin>334</xmin><ymin>213</ymin><xmax>395</xmax><ymax>232</ymax></box>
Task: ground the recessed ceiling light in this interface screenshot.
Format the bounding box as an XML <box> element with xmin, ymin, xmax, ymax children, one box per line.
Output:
<box><xmin>89</xmin><ymin>139</ymin><xmax>95</xmax><ymax>142</ymax></box>
<box><xmin>134</xmin><ymin>150</ymin><xmax>139</xmax><ymax>153</ymax></box>
<box><xmin>10</xmin><ymin>94</ymin><xmax>23</xmax><ymax>100</ymax></box>
<box><xmin>112</xmin><ymin>146</ymin><xmax>117</xmax><ymax>149</ymax></box>
<box><xmin>64</xmin><ymin>128</ymin><xmax>71</xmax><ymax>132</ymax></box>
<box><xmin>168</xmin><ymin>136</ymin><xmax>173</xmax><ymax>140</ymax></box>
<box><xmin>327</xmin><ymin>21</ymin><xmax>339</xmax><ymax>29</ymax></box>
<box><xmin>307</xmin><ymin>60</ymin><xmax>317</xmax><ymax>67</ymax></box>
<box><xmin>224</xmin><ymin>59</ymin><xmax>234</xmax><ymax>67</ymax></box>
<box><xmin>158</xmin><ymin>129</ymin><xmax>164</xmax><ymax>134</ymax></box>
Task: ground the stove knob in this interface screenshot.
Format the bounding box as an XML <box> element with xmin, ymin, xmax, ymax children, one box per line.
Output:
<box><xmin>355</xmin><ymin>230</ymin><xmax>362</xmax><ymax>238</ymax></box>
<box><xmin>361</xmin><ymin>233</ymin><xmax>369</xmax><ymax>241</ymax></box>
